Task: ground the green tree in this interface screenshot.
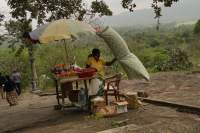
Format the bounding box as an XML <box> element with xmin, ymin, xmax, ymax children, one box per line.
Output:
<box><xmin>5</xmin><ymin>0</ymin><xmax>112</xmax><ymax>91</ymax></box>
<box><xmin>194</xmin><ymin>19</ymin><xmax>200</xmax><ymax>34</ymax></box>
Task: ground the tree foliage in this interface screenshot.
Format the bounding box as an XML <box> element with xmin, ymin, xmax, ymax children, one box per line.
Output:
<box><xmin>7</xmin><ymin>0</ymin><xmax>112</xmax><ymax>25</ymax></box>
<box><xmin>5</xmin><ymin>19</ymin><xmax>32</xmax><ymax>38</ymax></box>
<box><xmin>194</xmin><ymin>19</ymin><xmax>200</xmax><ymax>34</ymax></box>
<box><xmin>91</xmin><ymin>0</ymin><xmax>112</xmax><ymax>16</ymax></box>
<box><xmin>5</xmin><ymin>0</ymin><xmax>113</xmax><ymax>51</ymax></box>
<box><xmin>154</xmin><ymin>48</ymin><xmax>192</xmax><ymax>71</ymax></box>
<box><xmin>0</xmin><ymin>49</ymin><xmax>30</xmax><ymax>88</ymax></box>
<box><xmin>117</xmin><ymin>24</ymin><xmax>195</xmax><ymax>72</ymax></box>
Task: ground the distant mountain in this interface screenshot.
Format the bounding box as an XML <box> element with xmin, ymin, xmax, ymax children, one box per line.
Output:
<box><xmin>102</xmin><ymin>0</ymin><xmax>200</xmax><ymax>27</ymax></box>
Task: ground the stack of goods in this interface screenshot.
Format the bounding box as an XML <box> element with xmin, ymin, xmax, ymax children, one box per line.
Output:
<box><xmin>91</xmin><ymin>97</ymin><xmax>106</xmax><ymax>114</ymax></box>
<box><xmin>111</xmin><ymin>101</ymin><xmax>128</xmax><ymax>114</ymax></box>
<box><xmin>124</xmin><ymin>92</ymin><xmax>142</xmax><ymax>109</ymax></box>
<box><xmin>90</xmin><ymin>93</ymin><xmax>142</xmax><ymax>117</ymax></box>
<box><xmin>91</xmin><ymin>97</ymin><xmax>129</xmax><ymax>117</ymax></box>
<box><xmin>91</xmin><ymin>97</ymin><xmax>116</xmax><ymax>117</ymax></box>
<box><xmin>97</xmin><ymin>106</ymin><xmax>116</xmax><ymax>117</ymax></box>
<box><xmin>51</xmin><ymin>64</ymin><xmax>96</xmax><ymax>78</ymax></box>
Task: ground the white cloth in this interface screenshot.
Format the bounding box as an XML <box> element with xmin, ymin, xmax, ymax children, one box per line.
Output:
<box><xmin>88</xmin><ymin>78</ymin><xmax>101</xmax><ymax>95</ymax></box>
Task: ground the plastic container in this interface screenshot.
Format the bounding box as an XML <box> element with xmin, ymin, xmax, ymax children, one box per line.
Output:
<box><xmin>77</xmin><ymin>68</ymin><xmax>96</xmax><ymax>78</ymax></box>
<box><xmin>78</xmin><ymin>88</ymin><xmax>87</xmax><ymax>106</ymax></box>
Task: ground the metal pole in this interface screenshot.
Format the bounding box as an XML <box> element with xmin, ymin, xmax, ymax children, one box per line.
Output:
<box><xmin>29</xmin><ymin>44</ymin><xmax>38</xmax><ymax>91</ymax></box>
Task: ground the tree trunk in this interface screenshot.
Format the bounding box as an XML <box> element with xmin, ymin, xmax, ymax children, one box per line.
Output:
<box><xmin>29</xmin><ymin>44</ymin><xmax>38</xmax><ymax>91</ymax></box>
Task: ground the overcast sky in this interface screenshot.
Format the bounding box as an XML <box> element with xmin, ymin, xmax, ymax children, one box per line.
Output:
<box><xmin>0</xmin><ymin>0</ymin><xmax>10</xmax><ymax>14</ymax></box>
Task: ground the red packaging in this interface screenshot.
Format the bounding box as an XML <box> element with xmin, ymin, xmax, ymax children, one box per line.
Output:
<box><xmin>77</xmin><ymin>68</ymin><xmax>96</xmax><ymax>78</ymax></box>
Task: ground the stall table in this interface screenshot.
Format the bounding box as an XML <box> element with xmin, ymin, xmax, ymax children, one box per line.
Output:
<box><xmin>54</xmin><ymin>75</ymin><xmax>97</xmax><ymax>109</ymax></box>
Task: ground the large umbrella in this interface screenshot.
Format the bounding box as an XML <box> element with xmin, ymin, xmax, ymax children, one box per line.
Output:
<box><xmin>29</xmin><ymin>19</ymin><xmax>96</xmax><ymax>64</ymax></box>
<box><xmin>30</xmin><ymin>19</ymin><xmax>96</xmax><ymax>44</ymax></box>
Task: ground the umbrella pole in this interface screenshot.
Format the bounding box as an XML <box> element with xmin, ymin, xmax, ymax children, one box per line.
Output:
<box><xmin>63</xmin><ymin>40</ymin><xmax>68</xmax><ymax>66</ymax></box>
<box><xmin>28</xmin><ymin>44</ymin><xmax>38</xmax><ymax>91</ymax></box>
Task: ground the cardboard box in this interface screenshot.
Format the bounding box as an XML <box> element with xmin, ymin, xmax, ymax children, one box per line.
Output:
<box><xmin>125</xmin><ymin>92</ymin><xmax>141</xmax><ymax>109</ymax></box>
<box><xmin>91</xmin><ymin>97</ymin><xmax>106</xmax><ymax>113</ymax></box>
<box><xmin>96</xmin><ymin>105</ymin><xmax>116</xmax><ymax>117</ymax></box>
<box><xmin>111</xmin><ymin>101</ymin><xmax>128</xmax><ymax>114</ymax></box>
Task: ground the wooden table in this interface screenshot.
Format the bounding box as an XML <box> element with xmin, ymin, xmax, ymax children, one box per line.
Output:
<box><xmin>54</xmin><ymin>75</ymin><xmax>97</xmax><ymax>109</ymax></box>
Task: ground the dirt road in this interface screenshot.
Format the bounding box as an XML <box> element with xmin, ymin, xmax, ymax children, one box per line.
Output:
<box><xmin>0</xmin><ymin>72</ymin><xmax>200</xmax><ymax>133</ymax></box>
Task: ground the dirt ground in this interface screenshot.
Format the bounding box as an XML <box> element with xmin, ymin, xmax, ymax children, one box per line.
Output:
<box><xmin>121</xmin><ymin>71</ymin><xmax>200</xmax><ymax>106</ymax></box>
<box><xmin>0</xmin><ymin>72</ymin><xmax>200</xmax><ymax>133</ymax></box>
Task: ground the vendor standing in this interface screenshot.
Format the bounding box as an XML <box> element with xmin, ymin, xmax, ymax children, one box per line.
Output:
<box><xmin>86</xmin><ymin>48</ymin><xmax>116</xmax><ymax>96</ymax></box>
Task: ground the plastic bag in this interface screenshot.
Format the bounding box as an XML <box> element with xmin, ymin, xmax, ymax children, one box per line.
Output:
<box><xmin>98</xmin><ymin>26</ymin><xmax>150</xmax><ymax>81</ymax></box>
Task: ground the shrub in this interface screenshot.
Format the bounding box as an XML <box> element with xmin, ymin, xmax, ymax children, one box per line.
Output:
<box><xmin>0</xmin><ymin>49</ymin><xmax>30</xmax><ymax>88</ymax></box>
<box><xmin>158</xmin><ymin>48</ymin><xmax>193</xmax><ymax>71</ymax></box>
<box><xmin>152</xmin><ymin>51</ymin><xmax>169</xmax><ymax>72</ymax></box>
<box><xmin>194</xmin><ymin>19</ymin><xmax>200</xmax><ymax>34</ymax></box>
<box><xmin>148</xmin><ymin>39</ymin><xmax>160</xmax><ymax>48</ymax></box>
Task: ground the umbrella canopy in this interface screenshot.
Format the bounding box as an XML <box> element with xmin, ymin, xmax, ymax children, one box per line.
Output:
<box><xmin>30</xmin><ymin>19</ymin><xmax>96</xmax><ymax>44</ymax></box>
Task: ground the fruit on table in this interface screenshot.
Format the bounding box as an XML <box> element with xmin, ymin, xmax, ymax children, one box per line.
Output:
<box><xmin>56</xmin><ymin>70</ymin><xmax>78</xmax><ymax>77</ymax></box>
<box><xmin>55</xmin><ymin>67</ymin><xmax>97</xmax><ymax>78</ymax></box>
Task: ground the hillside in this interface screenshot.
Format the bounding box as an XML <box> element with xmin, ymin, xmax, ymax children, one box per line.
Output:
<box><xmin>102</xmin><ymin>0</ymin><xmax>200</xmax><ymax>27</ymax></box>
